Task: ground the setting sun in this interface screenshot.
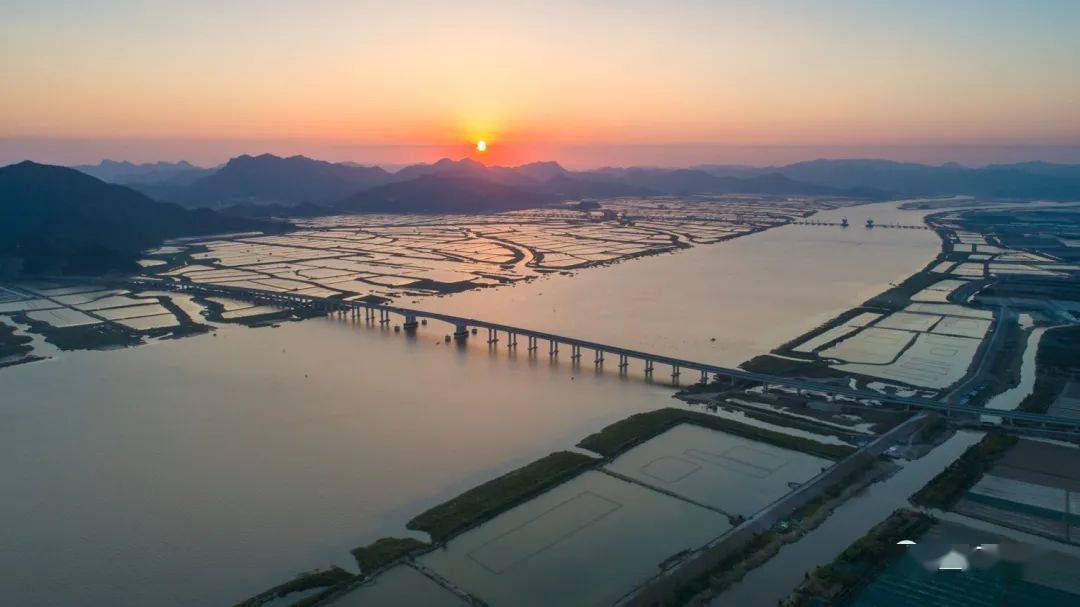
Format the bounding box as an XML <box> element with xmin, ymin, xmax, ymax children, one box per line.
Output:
<box><xmin>476</xmin><ymin>140</ymin><xmax>487</xmax><ymax>152</ymax></box>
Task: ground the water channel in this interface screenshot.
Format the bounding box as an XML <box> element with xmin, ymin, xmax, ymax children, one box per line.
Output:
<box><xmin>0</xmin><ymin>201</ymin><xmax>943</xmax><ymax>606</ymax></box>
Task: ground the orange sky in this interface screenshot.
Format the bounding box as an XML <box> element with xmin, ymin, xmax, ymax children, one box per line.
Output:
<box><xmin>3</xmin><ymin>1</ymin><xmax>1080</xmax><ymax>166</ymax></box>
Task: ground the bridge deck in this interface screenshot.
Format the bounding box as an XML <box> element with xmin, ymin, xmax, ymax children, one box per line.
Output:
<box><xmin>137</xmin><ymin>277</ymin><xmax>1080</xmax><ymax>432</ymax></box>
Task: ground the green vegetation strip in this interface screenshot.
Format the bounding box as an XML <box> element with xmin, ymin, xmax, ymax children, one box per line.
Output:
<box><xmin>350</xmin><ymin>537</ymin><xmax>428</xmax><ymax>575</ymax></box>
<box><xmin>577</xmin><ymin>407</ymin><xmax>855</xmax><ymax>460</ymax></box>
<box><xmin>862</xmin><ymin>266</ymin><xmax>942</xmax><ymax>309</ymax></box>
<box><xmin>407</xmin><ymin>450</ymin><xmax>598</xmax><ymax>543</ymax></box>
<box><xmin>0</xmin><ymin>322</ymin><xmax>33</xmax><ymax>359</ymax></box>
<box><xmin>784</xmin><ymin>509</ymin><xmax>934</xmax><ymax>607</ymax></box>
<box><xmin>739</xmin><ymin>354</ymin><xmax>849</xmax><ymax>381</ymax></box>
<box><xmin>231</xmin><ymin>567</ymin><xmax>354</xmax><ymax>607</ymax></box>
<box><xmin>910</xmin><ymin>430</ymin><xmax>1018</xmax><ymax>509</ymax></box>
<box><xmin>1019</xmin><ymin>325</ymin><xmax>1080</xmax><ymax>414</ymax></box>
<box><xmin>14</xmin><ymin>312</ymin><xmax>142</xmax><ymax>350</ymax></box>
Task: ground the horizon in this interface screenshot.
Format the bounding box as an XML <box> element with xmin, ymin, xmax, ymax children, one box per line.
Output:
<box><xmin>7</xmin><ymin>142</ymin><xmax>1080</xmax><ymax>172</ymax></box>
<box><xmin>5</xmin><ymin>1</ymin><xmax>1080</xmax><ymax>169</ymax></box>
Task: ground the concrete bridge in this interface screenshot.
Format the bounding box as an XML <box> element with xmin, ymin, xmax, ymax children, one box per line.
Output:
<box><xmin>136</xmin><ymin>277</ymin><xmax>1080</xmax><ymax>438</ymax></box>
<box><xmin>790</xmin><ymin>220</ymin><xmax>929</xmax><ymax>230</ymax></box>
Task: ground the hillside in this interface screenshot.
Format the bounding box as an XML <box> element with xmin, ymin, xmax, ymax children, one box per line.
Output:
<box><xmin>696</xmin><ymin>159</ymin><xmax>1080</xmax><ymax>200</ymax></box>
<box><xmin>337</xmin><ymin>174</ymin><xmax>558</xmax><ymax>213</ymax></box>
<box><xmin>141</xmin><ymin>154</ymin><xmax>394</xmax><ymax>207</ymax></box>
<box><xmin>0</xmin><ymin>161</ymin><xmax>284</xmax><ymax>276</ymax></box>
<box><xmin>73</xmin><ymin>159</ymin><xmax>214</xmax><ymax>186</ymax></box>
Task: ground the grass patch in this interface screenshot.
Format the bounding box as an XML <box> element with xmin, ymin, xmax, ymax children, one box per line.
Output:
<box><xmin>1032</xmin><ymin>325</ymin><xmax>1080</xmax><ymax>371</ymax></box>
<box><xmin>673</xmin><ymin>531</ymin><xmax>779</xmax><ymax>605</ymax></box>
<box><xmin>861</xmin><ymin>267</ymin><xmax>943</xmax><ymax>309</ymax></box>
<box><xmin>350</xmin><ymin>537</ymin><xmax>428</xmax><ymax>575</ymax></box>
<box><xmin>577</xmin><ymin>407</ymin><xmax>855</xmax><ymax>460</ymax></box>
<box><xmin>969</xmin><ymin>316</ymin><xmax>1025</xmax><ymax>408</ymax></box>
<box><xmin>0</xmin><ymin>321</ymin><xmax>33</xmax><ymax>359</ymax></box>
<box><xmin>407</xmin><ymin>451</ymin><xmax>597</xmax><ymax>543</ymax></box>
<box><xmin>910</xmin><ymin>430</ymin><xmax>1018</xmax><ymax>509</ymax></box>
<box><xmin>1017</xmin><ymin>325</ymin><xmax>1080</xmax><ymax>413</ymax></box>
<box><xmin>1018</xmin><ymin>373</ymin><xmax>1068</xmax><ymax>414</ymax></box>
<box><xmin>14</xmin><ymin>312</ymin><xmax>142</xmax><ymax>350</ymax></box>
<box><xmin>231</xmin><ymin>567</ymin><xmax>355</xmax><ymax>607</ymax></box>
<box><xmin>739</xmin><ymin>354</ymin><xmax>849</xmax><ymax>381</ymax></box>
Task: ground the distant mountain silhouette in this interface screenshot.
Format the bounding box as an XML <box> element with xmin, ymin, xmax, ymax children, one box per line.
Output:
<box><xmin>215</xmin><ymin>156</ymin><xmax>891</xmax><ymax>217</ymax></box>
<box><xmin>391</xmin><ymin>158</ymin><xmax>565</xmax><ymax>188</ymax></box>
<box><xmin>111</xmin><ymin>153</ymin><xmax>1080</xmax><ymax>220</ymax></box>
<box><xmin>140</xmin><ymin>154</ymin><xmax>395</xmax><ymax>207</ymax></box>
<box><xmin>696</xmin><ymin>159</ymin><xmax>1080</xmax><ymax>200</ymax></box>
<box><xmin>983</xmin><ymin>161</ymin><xmax>1080</xmax><ymax>181</ymax></box>
<box><xmin>73</xmin><ymin>159</ymin><xmax>214</xmax><ymax>186</ymax></box>
<box><xmin>0</xmin><ymin>162</ymin><xmax>283</xmax><ymax>276</ymax></box>
<box><xmin>338</xmin><ymin>174</ymin><xmax>558</xmax><ymax>213</ymax></box>
<box><xmin>566</xmin><ymin>167</ymin><xmax>883</xmax><ymax>197</ymax></box>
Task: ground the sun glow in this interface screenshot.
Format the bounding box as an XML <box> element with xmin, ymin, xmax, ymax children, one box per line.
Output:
<box><xmin>476</xmin><ymin>140</ymin><xmax>487</xmax><ymax>152</ymax></box>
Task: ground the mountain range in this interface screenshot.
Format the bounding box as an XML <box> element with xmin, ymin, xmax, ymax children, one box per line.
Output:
<box><xmin>0</xmin><ymin>162</ymin><xmax>284</xmax><ymax>276</ymax></box>
<box><xmin>131</xmin><ymin>154</ymin><xmax>395</xmax><ymax>207</ymax></box>
<box><xmin>693</xmin><ymin>159</ymin><xmax>1080</xmax><ymax>199</ymax></box>
<box><xmin>70</xmin><ymin>155</ymin><xmax>1080</xmax><ymax>218</ymax></box>
<box><xmin>7</xmin><ymin>154</ymin><xmax>1079</xmax><ymax>276</ymax></box>
<box><xmin>73</xmin><ymin>159</ymin><xmax>215</xmax><ymax>187</ymax></box>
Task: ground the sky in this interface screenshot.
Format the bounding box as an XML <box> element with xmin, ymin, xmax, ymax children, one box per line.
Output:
<box><xmin>3</xmin><ymin>0</ymin><xmax>1080</xmax><ymax>168</ymax></box>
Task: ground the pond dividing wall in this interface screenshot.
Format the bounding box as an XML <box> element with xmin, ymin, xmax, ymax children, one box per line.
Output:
<box><xmin>620</xmin><ymin>413</ymin><xmax>938</xmax><ymax>606</ymax></box>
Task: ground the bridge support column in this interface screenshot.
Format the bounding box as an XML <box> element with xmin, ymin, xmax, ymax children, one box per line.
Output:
<box><xmin>453</xmin><ymin>324</ymin><xmax>469</xmax><ymax>340</ymax></box>
<box><xmin>644</xmin><ymin>360</ymin><xmax>654</xmax><ymax>376</ymax></box>
<box><xmin>618</xmin><ymin>354</ymin><xmax>628</xmax><ymax>369</ymax></box>
<box><xmin>672</xmin><ymin>365</ymin><xmax>681</xmax><ymax>382</ymax></box>
<box><xmin>507</xmin><ymin>332</ymin><xmax>516</xmax><ymax>348</ymax></box>
<box><xmin>700</xmin><ymin>370</ymin><xmax>708</xmax><ymax>383</ymax></box>
<box><xmin>379</xmin><ymin>309</ymin><xmax>390</xmax><ymax>325</ymax></box>
<box><xmin>549</xmin><ymin>340</ymin><xmax>558</xmax><ymax>357</ymax></box>
<box><xmin>527</xmin><ymin>336</ymin><xmax>537</xmax><ymax>351</ymax></box>
<box><xmin>570</xmin><ymin>345</ymin><xmax>581</xmax><ymax>360</ymax></box>
<box><xmin>487</xmin><ymin>328</ymin><xmax>498</xmax><ymax>343</ymax></box>
<box><xmin>403</xmin><ymin>314</ymin><xmax>419</xmax><ymax>331</ymax></box>
<box><xmin>594</xmin><ymin>350</ymin><xmax>604</xmax><ymax>366</ymax></box>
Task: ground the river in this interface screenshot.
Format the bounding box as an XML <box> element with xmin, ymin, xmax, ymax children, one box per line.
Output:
<box><xmin>984</xmin><ymin>324</ymin><xmax>1050</xmax><ymax>412</ymax></box>
<box><xmin>425</xmin><ymin>202</ymin><xmax>941</xmax><ymax>366</ymax></box>
<box><xmin>712</xmin><ymin>430</ymin><xmax>984</xmax><ymax>606</ymax></box>
<box><xmin>0</xmin><ymin>201</ymin><xmax>942</xmax><ymax>606</ymax></box>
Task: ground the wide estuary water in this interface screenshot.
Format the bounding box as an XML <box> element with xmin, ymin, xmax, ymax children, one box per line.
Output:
<box><xmin>1</xmin><ymin>202</ymin><xmax>941</xmax><ymax>606</ymax></box>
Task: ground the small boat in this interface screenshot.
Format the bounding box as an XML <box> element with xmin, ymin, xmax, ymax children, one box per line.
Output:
<box><xmin>840</xmin><ymin>217</ymin><xmax>849</xmax><ymax>227</ymax></box>
<box><xmin>865</xmin><ymin>218</ymin><xmax>875</xmax><ymax>228</ymax></box>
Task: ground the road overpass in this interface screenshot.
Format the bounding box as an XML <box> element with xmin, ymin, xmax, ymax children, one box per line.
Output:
<box><xmin>135</xmin><ymin>277</ymin><xmax>1080</xmax><ymax>438</ymax></box>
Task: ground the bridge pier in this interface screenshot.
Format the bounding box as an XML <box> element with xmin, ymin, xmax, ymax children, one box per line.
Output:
<box><xmin>570</xmin><ymin>345</ymin><xmax>581</xmax><ymax>360</ymax></box>
<box><xmin>618</xmin><ymin>354</ymin><xmax>628</xmax><ymax>370</ymax></box>
<box><xmin>487</xmin><ymin>328</ymin><xmax>498</xmax><ymax>344</ymax></box>
<box><xmin>403</xmin><ymin>314</ymin><xmax>419</xmax><ymax>331</ymax></box>
<box><xmin>594</xmin><ymin>349</ymin><xmax>604</xmax><ymax>366</ymax></box>
<box><xmin>527</xmin><ymin>336</ymin><xmax>537</xmax><ymax>351</ymax></box>
<box><xmin>143</xmin><ymin>282</ymin><xmax>1080</xmax><ymax>438</ymax></box>
<box><xmin>453</xmin><ymin>324</ymin><xmax>469</xmax><ymax>340</ymax></box>
<box><xmin>700</xmin><ymin>370</ymin><xmax>708</xmax><ymax>383</ymax></box>
<box><xmin>507</xmin><ymin>332</ymin><xmax>516</xmax><ymax>348</ymax></box>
